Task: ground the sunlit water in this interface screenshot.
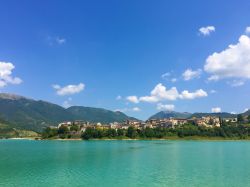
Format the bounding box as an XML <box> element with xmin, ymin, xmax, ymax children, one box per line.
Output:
<box><xmin>0</xmin><ymin>140</ymin><xmax>250</xmax><ymax>187</ymax></box>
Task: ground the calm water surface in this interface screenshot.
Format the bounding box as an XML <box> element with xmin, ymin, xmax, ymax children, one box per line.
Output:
<box><xmin>0</xmin><ymin>140</ymin><xmax>250</xmax><ymax>187</ymax></box>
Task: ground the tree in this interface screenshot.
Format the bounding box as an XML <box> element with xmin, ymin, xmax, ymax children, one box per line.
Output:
<box><xmin>117</xmin><ymin>129</ymin><xmax>124</xmax><ymax>136</ymax></box>
<box><xmin>237</xmin><ymin>114</ymin><xmax>244</xmax><ymax>123</ymax></box>
<box><xmin>247</xmin><ymin>115</ymin><xmax>250</xmax><ymax>123</ymax></box>
<box><xmin>58</xmin><ymin>125</ymin><xmax>69</xmax><ymax>134</ymax></box>
<box><xmin>127</xmin><ymin>126</ymin><xmax>137</xmax><ymax>139</ymax></box>
<box><xmin>70</xmin><ymin>125</ymin><xmax>79</xmax><ymax>132</ymax></box>
<box><xmin>42</xmin><ymin>127</ymin><xmax>58</xmax><ymax>138</ymax></box>
<box><xmin>106</xmin><ymin>128</ymin><xmax>117</xmax><ymax>137</ymax></box>
<box><xmin>81</xmin><ymin>127</ymin><xmax>94</xmax><ymax>140</ymax></box>
<box><xmin>145</xmin><ymin>127</ymin><xmax>155</xmax><ymax>138</ymax></box>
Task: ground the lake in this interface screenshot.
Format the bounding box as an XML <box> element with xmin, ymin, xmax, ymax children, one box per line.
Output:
<box><xmin>0</xmin><ymin>140</ymin><xmax>250</xmax><ymax>187</ymax></box>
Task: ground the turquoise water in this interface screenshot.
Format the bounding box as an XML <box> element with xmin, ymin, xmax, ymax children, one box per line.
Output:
<box><xmin>0</xmin><ymin>140</ymin><xmax>250</xmax><ymax>187</ymax></box>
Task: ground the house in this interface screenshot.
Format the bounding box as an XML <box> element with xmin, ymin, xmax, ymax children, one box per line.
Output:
<box><xmin>223</xmin><ymin>118</ymin><xmax>238</xmax><ymax>123</ymax></box>
<box><xmin>194</xmin><ymin>116</ymin><xmax>220</xmax><ymax>127</ymax></box>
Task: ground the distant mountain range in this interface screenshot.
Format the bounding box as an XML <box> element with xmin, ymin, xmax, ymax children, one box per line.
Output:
<box><xmin>148</xmin><ymin>111</ymin><xmax>247</xmax><ymax>120</ymax></box>
<box><xmin>190</xmin><ymin>112</ymin><xmax>237</xmax><ymax>118</ymax></box>
<box><xmin>0</xmin><ymin>93</ymin><xmax>138</xmax><ymax>132</ymax></box>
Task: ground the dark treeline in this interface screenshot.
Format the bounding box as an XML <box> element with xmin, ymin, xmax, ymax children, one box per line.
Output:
<box><xmin>42</xmin><ymin>122</ymin><xmax>250</xmax><ymax>140</ymax></box>
<box><xmin>82</xmin><ymin>124</ymin><xmax>250</xmax><ymax>140</ymax></box>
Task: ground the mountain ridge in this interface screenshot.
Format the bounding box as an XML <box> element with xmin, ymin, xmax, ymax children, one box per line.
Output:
<box><xmin>0</xmin><ymin>93</ymin><xmax>138</xmax><ymax>132</ymax></box>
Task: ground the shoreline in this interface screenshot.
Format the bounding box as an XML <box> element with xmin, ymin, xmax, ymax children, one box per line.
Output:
<box><xmin>4</xmin><ymin>136</ymin><xmax>250</xmax><ymax>141</ymax></box>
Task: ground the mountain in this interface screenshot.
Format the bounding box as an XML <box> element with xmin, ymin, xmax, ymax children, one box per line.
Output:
<box><xmin>149</xmin><ymin>111</ymin><xmax>192</xmax><ymax>120</ymax></box>
<box><xmin>0</xmin><ymin>93</ymin><xmax>75</xmax><ymax>132</ymax></box>
<box><xmin>149</xmin><ymin>111</ymin><xmax>238</xmax><ymax>120</ymax></box>
<box><xmin>242</xmin><ymin>109</ymin><xmax>250</xmax><ymax>116</ymax></box>
<box><xmin>190</xmin><ymin>112</ymin><xmax>237</xmax><ymax>118</ymax></box>
<box><xmin>67</xmin><ymin>106</ymin><xmax>138</xmax><ymax>124</ymax></box>
<box><xmin>0</xmin><ymin>93</ymin><xmax>138</xmax><ymax>132</ymax></box>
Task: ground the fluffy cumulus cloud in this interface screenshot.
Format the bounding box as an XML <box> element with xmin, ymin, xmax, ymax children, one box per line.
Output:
<box><xmin>126</xmin><ymin>83</ymin><xmax>208</xmax><ymax>103</ymax></box>
<box><xmin>211</xmin><ymin>107</ymin><xmax>221</xmax><ymax>113</ymax></box>
<box><xmin>126</xmin><ymin>96</ymin><xmax>139</xmax><ymax>103</ymax></box>
<box><xmin>0</xmin><ymin>61</ymin><xmax>22</xmax><ymax>88</ymax></box>
<box><xmin>204</xmin><ymin>35</ymin><xmax>250</xmax><ymax>83</ymax></box>
<box><xmin>53</xmin><ymin>83</ymin><xmax>85</xmax><ymax>96</ymax></box>
<box><xmin>199</xmin><ymin>26</ymin><xmax>215</xmax><ymax>36</ymax></box>
<box><xmin>179</xmin><ymin>89</ymin><xmax>208</xmax><ymax>100</ymax></box>
<box><xmin>156</xmin><ymin>103</ymin><xmax>175</xmax><ymax>111</ymax></box>
<box><xmin>182</xmin><ymin>68</ymin><xmax>202</xmax><ymax>81</ymax></box>
<box><xmin>139</xmin><ymin>83</ymin><xmax>179</xmax><ymax>103</ymax></box>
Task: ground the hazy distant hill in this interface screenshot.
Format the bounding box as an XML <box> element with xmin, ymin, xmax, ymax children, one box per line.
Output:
<box><xmin>149</xmin><ymin>111</ymin><xmax>192</xmax><ymax>120</ymax></box>
<box><xmin>190</xmin><ymin>112</ymin><xmax>237</xmax><ymax>118</ymax></box>
<box><xmin>0</xmin><ymin>93</ymin><xmax>138</xmax><ymax>132</ymax></box>
<box><xmin>149</xmin><ymin>111</ymin><xmax>238</xmax><ymax>120</ymax></box>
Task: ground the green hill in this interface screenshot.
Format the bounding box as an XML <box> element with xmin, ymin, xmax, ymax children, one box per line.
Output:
<box><xmin>0</xmin><ymin>93</ymin><xmax>138</xmax><ymax>132</ymax></box>
<box><xmin>0</xmin><ymin>117</ymin><xmax>38</xmax><ymax>138</ymax></box>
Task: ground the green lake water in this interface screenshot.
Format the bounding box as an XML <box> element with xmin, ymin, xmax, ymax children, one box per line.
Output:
<box><xmin>0</xmin><ymin>140</ymin><xmax>250</xmax><ymax>187</ymax></box>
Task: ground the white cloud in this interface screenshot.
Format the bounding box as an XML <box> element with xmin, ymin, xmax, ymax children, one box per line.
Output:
<box><xmin>62</xmin><ymin>97</ymin><xmax>73</xmax><ymax>108</ymax></box>
<box><xmin>53</xmin><ymin>83</ymin><xmax>85</xmax><ymax>96</ymax></box>
<box><xmin>116</xmin><ymin>95</ymin><xmax>122</xmax><ymax>100</ymax></box>
<box><xmin>179</xmin><ymin>89</ymin><xmax>208</xmax><ymax>100</ymax></box>
<box><xmin>139</xmin><ymin>83</ymin><xmax>179</xmax><ymax>103</ymax></box>
<box><xmin>115</xmin><ymin>107</ymin><xmax>141</xmax><ymax>112</ymax></box>
<box><xmin>127</xmin><ymin>83</ymin><xmax>208</xmax><ymax>103</ymax></box>
<box><xmin>126</xmin><ymin>96</ymin><xmax>139</xmax><ymax>103</ymax></box>
<box><xmin>161</xmin><ymin>72</ymin><xmax>177</xmax><ymax>82</ymax></box>
<box><xmin>0</xmin><ymin>61</ymin><xmax>22</xmax><ymax>88</ymax></box>
<box><xmin>204</xmin><ymin>35</ymin><xmax>250</xmax><ymax>82</ymax></box>
<box><xmin>171</xmin><ymin>78</ymin><xmax>177</xmax><ymax>83</ymax></box>
<box><xmin>156</xmin><ymin>103</ymin><xmax>175</xmax><ymax>111</ymax></box>
<box><xmin>199</xmin><ymin>26</ymin><xmax>215</xmax><ymax>36</ymax></box>
<box><xmin>245</xmin><ymin>27</ymin><xmax>250</xmax><ymax>34</ymax></box>
<box><xmin>182</xmin><ymin>68</ymin><xmax>202</xmax><ymax>81</ymax></box>
<box><xmin>47</xmin><ymin>36</ymin><xmax>66</xmax><ymax>45</ymax></box>
<box><xmin>161</xmin><ymin>72</ymin><xmax>171</xmax><ymax>80</ymax></box>
<box><xmin>229</xmin><ymin>80</ymin><xmax>245</xmax><ymax>87</ymax></box>
<box><xmin>56</xmin><ymin>37</ymin><xmax>66</xmax><ymax>44</ymax></box>
<box><xmin>211</xmin><ymin>107</ymin><xmax>221</xmax><ymax>113</ymax></box>
<box><xmin>244</xmin><ymin>108</ymin><xmax>249</xmax><ymax>112</ymax></box>
<box><xmin>132</xmin><ymin>107</ymin><xmax>141</xmax><ymax>112</ymax></box>
<box><xmin>210</xmin><ymin>89</ymin><xmax>217</xmax><ymax>94</ymax></box>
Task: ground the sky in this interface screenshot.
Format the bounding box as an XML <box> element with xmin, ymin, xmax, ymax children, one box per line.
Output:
<box><xmin>0</xmin><ymin>0</ymin><xmax>250</xmax><ymax>120</ymax></box>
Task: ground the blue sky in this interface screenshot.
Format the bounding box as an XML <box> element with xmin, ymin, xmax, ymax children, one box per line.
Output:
<box><xmin>0</xmin><ymin>0</ymin><xmax>250</xmax><ymax>120</ymax></box>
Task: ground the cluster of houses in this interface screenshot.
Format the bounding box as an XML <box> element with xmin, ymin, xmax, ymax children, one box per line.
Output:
<box><xmin>51</xmin><ymin>116</ymin><xmax>238</xmax><ymax>133</ymax></box>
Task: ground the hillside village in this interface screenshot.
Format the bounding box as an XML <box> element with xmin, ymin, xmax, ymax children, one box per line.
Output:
<box><xmin>48</xmin><ymin>115</ymin><xmax>242</xmax><ymax>135</ymax></box>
